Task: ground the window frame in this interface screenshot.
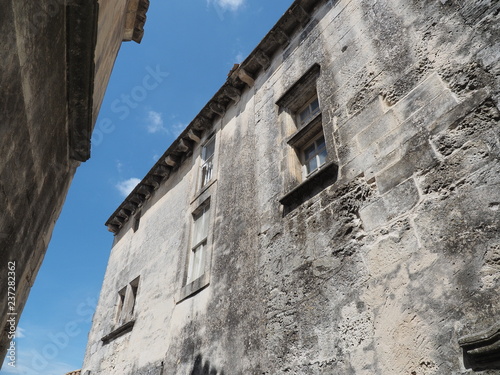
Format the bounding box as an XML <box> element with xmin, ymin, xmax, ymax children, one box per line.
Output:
<box><xmin>102</xmin><ymin>276</ymin><xmax>140</xmax><ymax>344</ymax></box>
<box><xmin>276</xmin><ymin>63</ymin><xmax>338</xmax><ymax>212</ymax></box>
<box><xmin>297</xmin><ymin>96</ymin><xmax>320</xmax><ymax>129</ymax></box>
<box><xmin>177</xmin><ymin>193</ymin><xmax>214</xmax><ymax>303</ymax></box>
<box><xmin>186</xmin><ymin>202</ymin><xmax>210</xmax><ymax>284</ymax></box>
<box><xmin>200</xmin><ymin>135</ymin><xmax>216</xmax><ymax>189</ymax></box>
<box><xmin>301</xmin><ymin>132</ymin><xmax>327</xmax><ymax>177</ymax></box>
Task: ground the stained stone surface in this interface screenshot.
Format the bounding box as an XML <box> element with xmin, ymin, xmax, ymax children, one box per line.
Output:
<box><xmin>0</xmin><ymin>0</ymin><xmax>143</xmax><ymax>367</ymax></box>
<box><xmin>83</xmin><ymin>0</ymin><xmax>500</xmax><ymax>374</ymax></box>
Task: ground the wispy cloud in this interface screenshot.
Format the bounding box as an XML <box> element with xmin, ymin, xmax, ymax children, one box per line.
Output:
<box><xmin>235</xmin><ymin>51</ymin><xmax>245</xmax><ymax>63</ymax></box>
<box><xmin>208</xmin><ymin>0</ymin><xmax>245</xmax><ymax>12</ymax></box>
<box><xmin>115</xmin><ymin>178</ymin><xmax>141</xmax><ymax>197</ymax></box>
<box><xmin>170</xmin><ymin>122</ymin><xmax>187</xmax><ymax>137</ymax></box>
<box><xmin>116</xmin><ymin>160</ymin><xmax>123</xmax><ymax>173</ymax></box>
<box><xmin>16</xmin><ymin>326</ymin><xmax>26</xmax><ymax>339</ymax></box>
<box><xmin>146</xmin><ymin>110</ymin><xmax>166</xmax><ymax>134</ymax></box>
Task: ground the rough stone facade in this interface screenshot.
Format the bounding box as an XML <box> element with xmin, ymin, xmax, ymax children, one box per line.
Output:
<box><xmin>83</xmin><ymin>0</ymin><xmax>499</xmax><ymax>374</ymax></box>
<box><xmin>0</xmin><ymin>0</ymin><xmax>148</xmax><ymax>367</ymax></box>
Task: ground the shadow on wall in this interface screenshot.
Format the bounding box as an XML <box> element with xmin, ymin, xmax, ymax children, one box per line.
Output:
<box><xmin>190</xmin><ymin>354</ymin><xmax>225</xmax><ymax>375</ymax></box>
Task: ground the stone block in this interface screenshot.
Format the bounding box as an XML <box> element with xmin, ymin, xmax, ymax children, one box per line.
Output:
<box><xmin>376</xmin><ymin>137</ymin><xmax>438</xmax><ymax>194</ymax></box>
<box><xmin>476</xmin><ymin>42</ymin><xmax>500</xmax><ymax>72</ymax></box>
<box><xmin>356</xmin><ymin>109</ymin><xmax>398</xmax><ymax>150</ymax></box>
<box><xmin>359</xmin><ymin>178</ymin><xmax>419</xmax><ymax>231</ymax></box>
<box><xmin>428</xmin><ymin>87</ymin><xmax>491</xmax><ymax>135</ymax></box>
<box><xmin>421</xmin><ymin>140</ymin><xmax>492</xmax><ymax>194</ymax></box>
<box><xmin>375</xmin><ymin>88</ymin><xmax>456</xmax><ymax>162</ymax></box>
<box><xmin>391</xmin><ymin>72</ymin><xmax>447</xmax><ymax>123</ymax></box>
<box><xmin>365</xmin><ymin>149</ymin><xmax>401</xmax><ymax>181</ymax></box>
<box><xmin>335</xmin><ymin>96</ymin><xmax>386</xmax><ymax>143</ymax></box>
<box><xmin>406</xmin><ymin>89</ymin><xmax>458</xmax><ymax>130</ymax></box>
<box><xmin>340</xmin><ymin>144</ymin><xmax>378</xmax><ymax>181</ymax></box>
<box><xmin>336</xmin><ymin>140</ymin><xmax>361</xmax><ymax>164</ymax></box>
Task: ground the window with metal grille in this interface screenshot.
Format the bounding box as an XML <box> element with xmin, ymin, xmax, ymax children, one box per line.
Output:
<box><xmin>200</xmin><ymin>136</ymin><xmax>215</xmax><ymax>188</ymax></box>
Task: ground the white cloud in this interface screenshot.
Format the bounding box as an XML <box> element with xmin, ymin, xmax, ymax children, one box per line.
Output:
<box><xmin>170</xmin><ymin>122</ymin><xmax>186</xmax><ymax>137</ymax></box>
<box><xmin>16</xmin><ymin>326</ymin><xmax>26</xmax><ymax>338</ymax></box>
<box><xmin>115</xmin><ymin>178</ymin><xmax>141</xmax><ymax>197</ymax></box>
<box><xmin>235</xmin><ymin>51</ymin><xmax>245</xmax><ymax>63</ymax></box>
<box><xmin>209</xmin><ymin>0</ymin><xmax>245</xmax><ymax>11</ymax></box>
<box><xmin>146</xmin><ymin>110</ymin><xmax>166</xmax><ymax>134</ymax></box>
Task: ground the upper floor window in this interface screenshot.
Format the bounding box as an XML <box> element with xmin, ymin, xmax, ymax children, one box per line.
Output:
<box><xmin>276</xmin><ymin>63</ymin><xmax>338</xmax><ymax>211</ymax></box>
<box><xmin>187</xmin><ymin>201</ymin><xmax>210</xmax><ymax>284</ymax></box>
<box><xmin>298</xmin><ymin>97</ymin><xmax>320</xmax><ymax>128</ymax></box>
<box><xmin>303</xmin><ymin>133</ymin><xmax>327</xmax><ymax>176</ymax></box>
<box><xmin>200</xmin><ymin>135</ymin><xmax>215</xmax><ymax>188</ymax></box>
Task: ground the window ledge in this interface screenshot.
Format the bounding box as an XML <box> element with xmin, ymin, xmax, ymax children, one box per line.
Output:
<box><xmin>191</xmin><ymin>178</ymin><xmax>217</xmax><ymax>204</ymax></box>
<box><xmin>286</xmin><ymin>112</ymin><xmax>322</xmax><ymax>148</ymax></box>
<box><xmin>101</xmin><ymin>320</ymin><xmax>135</xmax><ymax>344</ymax></box>
<box><xmin>176</xmin><ymin>273</ymin><xmax>210</xmax><ymax>303</ymax></box>
<box><xmin>459</xmin><ymin>322</ymin><xmax>500</xmax><ymax>371</ymax></box>
<box><xmin>279</xmin><ymin>161</ymin><xmax>338</xmax><ymax>211</ymax></box>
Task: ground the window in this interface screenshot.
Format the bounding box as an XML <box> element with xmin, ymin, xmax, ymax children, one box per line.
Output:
<box><xmin>177</xmin><ymin>195</ymin><xmax>214</xmax><ymax>303</ymax></box>
<box><xmin>302</xmin><ymin>133</ymin><xmax>327</xmax><ymax>176</ymax></box>
<box><xmin>297</xmin><ymin>97</ymin><xmax>320</xmax><ymax>128</ymax></box>
<box><xmin>115</xmin><ymin>276</ymin><xmax>140</xmax><ymax>326</ymax></box>
<box><xmin>200</xmin><ymin>135</ymin><xmax>215</xmax><ymax>188</ymax></box>
<box><xmin>187</xmin><ymin>202</ymin><xmax>210</xmax><ymax>284</ymax></box>
<box><xmin>276</xmin><ymin>64</ymin><xmax>338</xmax><ymax>211</ymax></box>
<box><xmin>102</xmin><ymin>276</ymin><xmax>140</xmax><ymax>343</ymax></box>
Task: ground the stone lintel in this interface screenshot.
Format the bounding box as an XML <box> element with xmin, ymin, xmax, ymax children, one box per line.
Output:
<box><xmin>460</xmin><ymin>322</ymin><xmax>500</xmax><ymax>371</ymax></box>
<box><xmin>129</xmin><ymin>193</ymin><xmax>146</xmax><ymax>206</ymax></box>
<box><xmin>153</xmin><ymin>164</ymin><xmax>171</xmax><ymax>177</ymax></box>
<box><xmin>187</xmin><ymin>129</ymin><xmax>202</xmax><ymax>143</ymax></box>
<box><xmin>289</xmin><ymin>3</ymin><xmax>311</xmax><ymax>26</ymax></box>
<box><xmin>253</xmin><ymin>49</ymin><xmax>271</xmax><ymax>70</ymax></box>
<box><xmin>110</xmin><ymin>216</ymin><xmax>126</xmax><ymax>226</ymax></box>
<box><xmin>137</xmin><ymin>184</ymin><xmax>154</xmax><ymax>198</ymax></box>
<box><xmin>176</xmin><ymin>139</ymin><xmax>193</xmax><ymax>153</ymax></box>
<box><xmin>237</xmin><ymin>68</ymin><xmax>255</xmax><ymax>87</ymax></box>
<box><xmin>107</xmin><ymin>224</ymin><xmax>120</xmax><ymax>233</ymax></box>
<box><xmin>269</xmin><ymin>27</ymin><xmax>290</xmax><ymax>47</ymax></box>
<box><xmin>144</xmin><ymin>175</ymin><xmax>162</xmax><ymax>190</ymax></box>
<box><xmin>119</xmin><ymin>208</ymin><xmax>132</xmax><ymax>217</ymax></box>
<box><xmin>165</xmin><ymin>155</ymin><xmax>179</xmax><ymax>167</ymax></box>
<box><xmin>222</xmin><ymin>86</ymin><xmax>241</xmax><ymax>104</ymax></box>
<box><xmin>192</xmin><ymin>116</ymin><xmax>212</xmax><ymax>131</ymax></box>
<box><xmin>209</xmin><ymin>102</ymin><xmax>226</xmax><ymax>118</ymax></box>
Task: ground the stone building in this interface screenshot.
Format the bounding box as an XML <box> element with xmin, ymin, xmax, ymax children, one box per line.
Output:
<box><xmin>0</xmin><ymin>0</ymin><xmax>149</xmax><ymax>367</ymax></box>
<box><xmin>83</xmin><ymin>0</ymin><xmax>500</xmax><ymax>373</ymax></box>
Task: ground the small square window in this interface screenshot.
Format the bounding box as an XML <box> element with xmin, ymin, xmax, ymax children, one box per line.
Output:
<box><xmin>200</xmin><ymin>136</ymin><xmax>215</xmax><ymax>188</ymax></box>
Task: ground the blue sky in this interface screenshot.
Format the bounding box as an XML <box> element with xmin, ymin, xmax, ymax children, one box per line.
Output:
<box><xmin>2</xmin><ymin>1</ymin><xmax>292</xmax><ymax>374</ymax></box>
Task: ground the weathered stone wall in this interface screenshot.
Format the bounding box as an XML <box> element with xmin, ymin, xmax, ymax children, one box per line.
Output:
<box><xmin>0</xmin><ymin>1</ymin><xmax>76</xmax><ymax>364</ymax></box>
<box><xmin>83</xmin><ymin>0</ymin><xmax>500</xmax><ymax>374</ymax></box>
<box><xmin>0</xmin><ymin>0</ymin><xmax>144</xmax><ymax>366</ymax></box>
